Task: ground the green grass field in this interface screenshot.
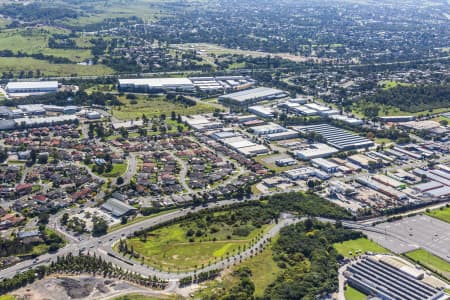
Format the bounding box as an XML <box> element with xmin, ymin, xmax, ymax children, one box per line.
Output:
<box><xmin>0</xmin><ymin>28</ymin><xmax>92</xmax><ymax>62</ymax></box>
<box><xmin>194</xmin><ymin>236</ymin><xmax>282</xmax><ymax>298</ymax></box>
<box><xmin>123</xmin><ymin>220</ymin><xmax>272</xmax><ymax>272</ymax></box>
<box><xmin>236</xmin><ymin>237</ymin><xmax>282</xmax><ymax>297</ymax></box>
<box><xmin>405</xmin><ymin>249</ymin><xmax>450</xmax><ymax>279</ymax></box>
<box><xmin>112</xmin><ymin>96</ymin><xmax>217</xmax><ymax>120</ymax></box>
<box><xmin>345</xmin><ymin>286</ymin><xmax>367</xmax><ymax>300</ymax></box>
<box><xmin>112</xmin><ymin>294</ymin><xmax>176</xmax><ymax>300</ymax></box>
<box><xmin>380</xmin><ymin>80</ymin><xmax>412</xmax><ymax>90</ymax></box>
<box><xmin>89</xmin><ymin>163</ymin><xmax>127</xmax><ymax>178</ymax></box>
<box><xmin>334</xmin><ymin>238</ymin><xmax>390</xmax><ymax>258</ymax></box>
<box><xmin>426</xmin><ymin>207</ymin><xmax>450</xmax><ymax>224</ymax></box>
<box><xmin>0</xmin><ymin>57</ymin><xmax>114</xmax><ymax>77</ymax></box>
<box><xmin>0</xmin><ymin>295</ymin><xmax>15</xmax><ymax>300</ymax></box>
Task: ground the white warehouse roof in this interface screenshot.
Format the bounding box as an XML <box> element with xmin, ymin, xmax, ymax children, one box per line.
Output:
<box><xmin>118</xmin><ymin>78</ymin><xmax>193</xmax><ymax>88</ymax></box>
<box><xmin>6</xmin><ymin>81</ymin><xmax>58</xmax><ymax>90</ymax></box>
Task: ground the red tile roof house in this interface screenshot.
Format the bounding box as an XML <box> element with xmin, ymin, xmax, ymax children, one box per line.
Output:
<box><xmin>15</xmin><ymin>183</ymin><xmax>33</xmax><ymax>196</ymax></box>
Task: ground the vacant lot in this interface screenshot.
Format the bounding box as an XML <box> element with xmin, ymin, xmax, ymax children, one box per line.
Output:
<box><xmin>112</xmin><ymin>96</ymin><xmax>216</xmax><ymax>120</ymax></box>
<box><xmin>0</xmin><ymin>28</ymin><xmax>92</xmax><ymax>62</ymax></box>
<box><xmin>334</xmin><ymin>238</ymin><xmax>389</xmax><ymax>258</ymax></box>
<box><xmin>405</xmin><ymin>248</ymin><xmax>450</xmax><ymax>280</ymax></box>
<box><xmin>0</xmin><ymin>57</ymin><xmax>114</xmax><ymax>77</ymax></box>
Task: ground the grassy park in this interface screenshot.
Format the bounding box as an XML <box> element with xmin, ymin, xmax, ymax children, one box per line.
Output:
<box><xmin>334</xmin><ymin>237</ymin><xmax>389</xmax><ymax>258</ymax></box>
<box><xmin>119</xmin><ymin>207</ymin><xmax>275</xmax><ymax>272</ymax></box>
<box><xmin>405</xmin><ymin>249</ymin><xmax>450</xmax><ymax>279</ymax></box>
<box><xmin>426</xmin><ymin>206</ymin><xmax>450</xmax><ymax>224</ymax></box>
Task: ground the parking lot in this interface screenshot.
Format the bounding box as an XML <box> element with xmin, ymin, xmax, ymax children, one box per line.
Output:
<box><xmin>365</xmin><ymin>215</ymin><xmax>450</xmax><ymax>262</ymax></box>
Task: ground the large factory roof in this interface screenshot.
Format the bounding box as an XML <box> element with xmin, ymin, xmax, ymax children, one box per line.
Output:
<box><xmin>220</xmin><ymin>87</ymin><xmax>286</xmax><ymax>103</ymax></box>
<box><xmin>6</xmin><ymin>81</ymin><xmax>58</xmax><ymax>90</ymax></box>
<box><xmin>294</xmin><ymin>124</ymin><xmax>374</xmax><ymax>150</ymax></box>
<box><xmin>345</xmin><ymin>256</ymin><xmax>443</xmax><ymax>300</ymax></box>
<box><xmin>118</xmin><ymin>78</ymin><xmax>193</xmax><ymax>87</ymax></box>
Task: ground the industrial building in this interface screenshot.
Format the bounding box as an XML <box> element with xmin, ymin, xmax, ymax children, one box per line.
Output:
<box><xmin>218</xmin><ymin>87</ymin><xmax>288</xmax><ymax>107</ymax></box>
<box><xmin>294</xmin><ymin>143</ymin><xmax>339</xmax><ymax>160</ymax></box>
<box><xmin>17</xmin><ymin>104</ymin><xmax>46</xmax><ymax>116</ymax></box>
<box><xmin>311</xmin><ymin>158</ymin><xmax>338</xmax><ymax>173</ymax></box>
<box><xmin>118</xmin><ymin>78</ymin><xmax>195</xmax><ymax>93</ymax></box>
<box><xmin>182</xmin><ymin>115</ymin><xmax>223</xmax><ymax>131</ymax></box>
<box><xmin>284</xmin><ymin>167</ymin><xmax>330</xmax><ymax>180</ymax></box>
<box><xmin>265</xmin><ymin>129</ymin><xmax>298</xmax><ymax>141</ymax></box>
<box><xmin>190</xmin><ymin>76</ymin><xmax>255</xmax><ymax>92</ymax></box>
<box><xmin>221</xmin><ymin>136</ymin><xmax>269</xmax><ymax>157</ymax></box>
<box><xmin>251</xmin><ymin>123</ymin><xmax>286</xmax><ymax>135</ymax></box>
<box><xmin>379</xmin><ymin>115</ymin><xmax>416</xmax><ymax>122</ymax></box>
<box><xmin>345</xmin><ymin>256</ymin><xmax>445</xmax><ymax>300</ymax></box>
<box><xmin>329</xmin><ymin>114</ymin><xmax>364</xmax><ymax>126</ymax></box>
<box><xmin>275</xmin><ymin>158</ymin><xmax>297</xmax><ymax>167</ymax></box>
<box><xmin>5</xmin><ymin>115</ymin><xmax>79</xmax><ymax>130</ymax></box>
<box><xmin>356</xmin><ymin>177</ymin><xmax>408</xmax><ymax>200</ymax></box>
<box><xmin>291</xmin><ymin>106</ymin><xmax>318</xmax><ymax>116</ymax></box>
<box><xmin>294</xmin><ymin>124</ymin><xmax>374</xmax><ymax>151</ymax></box>
<box><xmin>304</xmin><ymin>103</ymin><xmax>330</xmax><ymax>113</ymax></box>
<box><xmin>348</xmin><ymin>154</ymin><xmax>380</xmax><ymax>169</ymax></box>
<box><xmin>5</xmin><ymin>81</ymin><xmax>59</xmax><ymax>97</ymax></box>
<box><xmin>86</xmin><ymin>111</ymin><xmax>102</xmax><ymax>120</ymax></box>
<box><xmin>248</xmin><ymin>105</ymin><xmax>275</xmax><ymax>118</ymax></box>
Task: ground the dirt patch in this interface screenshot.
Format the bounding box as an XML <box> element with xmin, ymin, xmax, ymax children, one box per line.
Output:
<box><xmin>59</xmin><ymin>277</ymin><xmax>95</xmax><ymax>298</ymax></box>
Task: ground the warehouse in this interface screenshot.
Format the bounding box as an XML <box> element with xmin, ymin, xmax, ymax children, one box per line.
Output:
<box><xmin>248</xmin><ymin>105</ymin><xmax>275</xmax><ymax>118</ymax></box>
<box><xmin>294</xmin><ymin>124</ymin><xmax>374</xmax><ymax>150</ymax></box>
<box><xmin>86</xmin><ymin>111</ymin><xmax>102</xmax><ymax>120</ymax></box>
<box><xmin>379</xmin><ymin>115</ymin><xmax>416</xmax><ymax>122</ymax></box>
<box><xmin>345</xmin><ymin>256</ymin><xmax>444</xmax><ymax>300</ymax></box>
<box><xmin>218</xmin><ymin>87</ymin><xmax>288</xmax><ymax>107</ymax></box>
<box><xmin>425</xmin><ymin>186</ymin><xmax>450</xmax><ymax>198</ymax></box>
<box><xmin>329</xmin><ymin>114</ymin><xmax>364</xmax><ymax>126</ymax></box>
<box><xmin>295</xmin><ymin>143</ymin><xmax>339</xmax><ymax>160</ymax></box>
<box><xmin>0</xmin><ymin>106</ymin><xmax>12</xmax><ymax>119</ymax></box>
<box><xmin>265</xmin><ymin>129</ymin><xmax>298</xmax><ymax>141</ymax></box>
<box><xmin>182</xmin><ymin>115</ymin><xmax>223</xmax><ymax>131</ymax></box>
<box><xmin>17</xmin><ymin>104</ymin><xmax>46</xmax><ymax>115</ymax></box>
<box><xmin>251</xmin><ymin>123</ymin><xmax>286</xmax><ymax>135</ymax></box>
<box><xmin>11</xmin><ymin>115</ymin><xmax>79</xmax><ymax>130</ymax></box>
<box><xmin>118</xmin><ymin>78</ymin><xmax>195</xmax><ymax>93</ymax></box>
<box><xmin>292</xmin><ymin>106</ymin><xmax>317</xmax><ymax>116</ymax></box>
<box><xmin>210</xmin><ymin>131</ymin><xmax>237</xmax><ymax>140</ymax></box>
<box><xmin>311</xmin><ymin>158</ymin><xmax>338</xmax><ymax>173</ymax></box>
<box><xmin>356</xmin><ymin>177</ymin><xmax>408</xmax><ymax>200</ymax></box>
<box><xmin>238</xmin><ymin>144</ymin><xmax>269</xmax><ymax>157</ymax></box>
<box><xmin>372</xmin><ymin>174</ymin><xmax>406</xmax><ymax>189</ymax></box>
<box><xmin>348</xmin><ymin>154</ymin><xmax>379</xmax><ymax>169</ymax></box>
<box><xmin>304</xmin><ymin>103</ymin><xmax>330</xmax><ymax>112</ymax></box>
<box><xmin>5</xmin><ymin>81</ymin><xmax>59</xmax><ymax>97</ymax></box>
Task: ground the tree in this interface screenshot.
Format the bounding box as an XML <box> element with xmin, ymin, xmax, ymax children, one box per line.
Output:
<box><xmin>116</xmin><ymin>176</ymin><xmax>124</xmax><ymax>185</ymax></box>
<box><xmin>440</xmin><ymin>119</ymin><xmax>448</xmax><ymax>126</ymax></box>
<box><xmin>61</xmin><ymin>213</ymin><xmax>69</xmax><ymax>226</ymax></box>
<box><xmin>92</xmin><ymin>218</ymin><xmax>108</xmax><ymax>236</ymax></box>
